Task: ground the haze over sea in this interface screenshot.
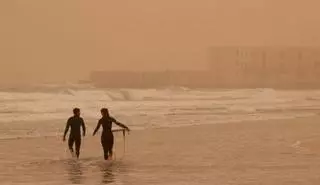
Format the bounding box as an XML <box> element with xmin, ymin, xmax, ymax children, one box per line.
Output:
<box><xmin>1</xmin><ymin>84</ymin><xmax>320</xmax><ymax>184</ymax></box>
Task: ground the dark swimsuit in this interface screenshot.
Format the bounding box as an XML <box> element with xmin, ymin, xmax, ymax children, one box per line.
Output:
<box><xmin>66</xmin><ymin>116</ymin><xmax>86</xmax><ymax>158</ymax></box>
<box><xmin>98</xmin><ymin>117</ymin><xmax>116</xmax><ymax>159</ymax></box>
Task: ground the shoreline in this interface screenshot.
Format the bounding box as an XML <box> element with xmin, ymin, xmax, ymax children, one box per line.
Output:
<box><xmin>0</xmin><ymin>115</ymin><xmax>315</xmax><ymax>139</ymax></box>
<box><xmin>0</xmin><ymin>115</ymin><xmax>318</xmax><ymax>141</ymax></box>
<box><xmin>1</xmin><ymin>86</ymin><xmax>320</xmax><ymax>92</ymax></box>
<box><xmin>0</xmin><ymin>115</ymin><xmax>320</xmax><ymax>142</ymax></box>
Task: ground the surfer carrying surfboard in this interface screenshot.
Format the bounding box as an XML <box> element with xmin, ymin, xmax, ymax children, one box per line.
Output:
<box><xmin>93</xmin><ymin>108</ymin><xmax>130</xmax><ymax>160</ymax></box>
<box><xmin>63</xmin><ymin>108</ymin><xmax>86</xmax><ymax>159</ymax></box>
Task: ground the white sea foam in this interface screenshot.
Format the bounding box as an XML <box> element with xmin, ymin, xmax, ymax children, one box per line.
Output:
<box><xmin>0</xmin><ymin>86</ymin><xmax>319</xmax><ymax>138</ymax></box>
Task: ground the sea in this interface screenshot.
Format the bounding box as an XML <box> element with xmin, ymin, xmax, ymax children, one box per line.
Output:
<box><xmin>0</xmin><ymin>84</ymin><xmax>320</xmax><ymax>184</ymax></box>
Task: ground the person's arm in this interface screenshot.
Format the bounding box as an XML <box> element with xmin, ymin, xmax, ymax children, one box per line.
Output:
<box><xmin>81</xmin><ymin>118</ymin><xmax>86</xmax><ymax>137</ymax></box>
<box><xmin>93</xmin><ymin>120</ymin><xmax>101</xmax><ymax>136</ymax></box>
<box><xmin>63</xmin><ymin>119</ymin><xmax>70</xmax><ymax>141</ymax></box>
<box><xmin>112</xmin><ymin>117</ymin><xmax>130</xmax><ymax>132</ymax></box>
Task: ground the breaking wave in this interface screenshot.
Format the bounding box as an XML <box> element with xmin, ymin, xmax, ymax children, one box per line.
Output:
<box><xmin>0</xmin><ymin>84</ymin><xmax>320</xmax><ymax>139</ymax></box>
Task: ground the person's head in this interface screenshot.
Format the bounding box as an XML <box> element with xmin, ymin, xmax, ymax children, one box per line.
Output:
<box><xmin>100</xmin><ymin>108</ymin><xmax>109</xmax><ymax>117</ymax></box>
<box><xmin>73</xmin><ymin>108</ymin><xmax>81</xmax><ymax>117</ymax></box>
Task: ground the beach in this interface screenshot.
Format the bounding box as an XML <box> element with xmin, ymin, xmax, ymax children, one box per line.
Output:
<box><xmin>3</xmin><ymin>0</ymin><xmax>320</xmax><ymax>184</ymax></box>
<box><xmin>1</xmin><ymin>116</ymin><xmax>320</xmax><ymax>185</ymax></box>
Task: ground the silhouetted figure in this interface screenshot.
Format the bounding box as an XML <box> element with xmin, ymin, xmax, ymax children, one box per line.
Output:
<box><xmin>93</xmin><ymin>108</ymin><xmax>130</xmax><ymax>160</ymax></box>
<box><xmin>63</xmin><ymin>108</ymin><xmax>86</xmax><ymax>159</ymax></box>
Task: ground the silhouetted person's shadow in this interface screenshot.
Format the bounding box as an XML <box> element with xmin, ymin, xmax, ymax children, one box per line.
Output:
<box><xmin>66</xmin><ymin>160</ymin><xmax>84</xmax><ymax>184</ymax></box>
<box><xmin>99</xmin><ymin>162</ymin><xmax>115</xmax><ymax>184</ymax></box>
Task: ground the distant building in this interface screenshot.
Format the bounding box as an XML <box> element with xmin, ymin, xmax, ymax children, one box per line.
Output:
<box><xmin>208</xmin><ymin>46</ymin><xmax>320</xmax><ymax>88</ymax></box>
<box><xmin>90</xmin><ymin>47</ymin><xmax>320</xmax><ymax>88</ymax></box>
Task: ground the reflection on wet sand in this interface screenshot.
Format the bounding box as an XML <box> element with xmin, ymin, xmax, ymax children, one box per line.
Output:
<box><xmin>99</xmin><ymin>161</ymin><xmax>115</xmax><ymax>184</ymax></box>
<box><xmin>66</xmin><ymin>160</ymin><xmax>84</xmax><ymax>184</ymax></box>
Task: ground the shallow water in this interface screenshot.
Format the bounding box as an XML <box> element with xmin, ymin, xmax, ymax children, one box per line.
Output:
<box><xmin>2</xmin><ymin>119</ymin><xmax>320</xmax><ymax>185</ymax></box>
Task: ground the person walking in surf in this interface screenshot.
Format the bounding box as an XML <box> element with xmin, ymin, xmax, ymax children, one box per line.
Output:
<box><xmin>63</xmin><ymin>108</ymin><xmax>86</xmax><ymax>159</ymax></box>
<box><xmin>93</xmin><ymin>108</ymin><xmax>130</xmax><ymax>160</ymax></box>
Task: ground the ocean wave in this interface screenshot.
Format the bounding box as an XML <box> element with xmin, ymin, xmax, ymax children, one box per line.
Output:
<box><xmin>2</xmin><ymin>85</ymin><xmax>320</xmax><ymax>140</ymax></box>
<box><xmin>0</xmin><ymin>87</ymin><xmax>320</xmax><ymax>123</ymax></box>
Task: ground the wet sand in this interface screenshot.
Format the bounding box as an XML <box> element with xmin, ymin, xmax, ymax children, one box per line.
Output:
<box><xmin>1</xmin><ymin>117</ymin><xmax>320</xmax><ymax>184</ymax></box>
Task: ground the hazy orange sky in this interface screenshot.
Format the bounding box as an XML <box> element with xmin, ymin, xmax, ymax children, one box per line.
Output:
<box><xmin>1</xmin><ymin>0</ymin><xmax>320</xmax><ymax>84</ymax></box>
